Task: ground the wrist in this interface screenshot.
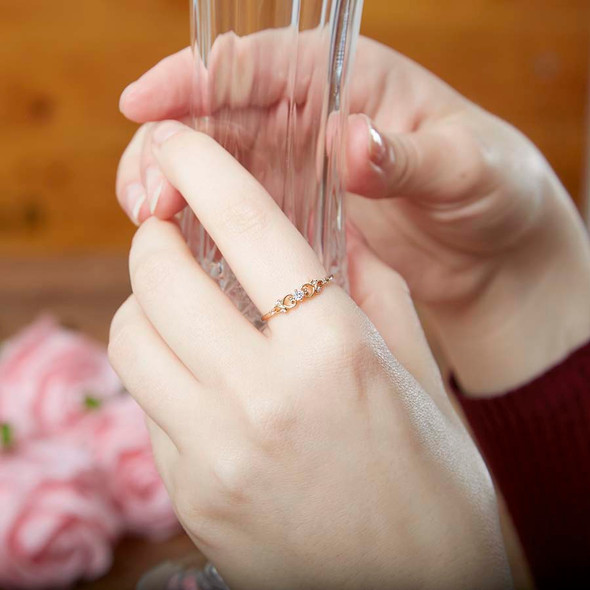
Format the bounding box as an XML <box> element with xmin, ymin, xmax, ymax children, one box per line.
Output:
<box><xmin>426</xmin><ymin>178</ymin><xmax>590</xmax><ymax>396</ymax></box>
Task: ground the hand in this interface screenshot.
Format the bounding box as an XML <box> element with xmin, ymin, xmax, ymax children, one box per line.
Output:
<box><xmin>116</xmin><ymin>36</ymin><xmax>590</xmax><ymax>395</ymax></box>
<box><xmin>109</xmin><ymin>122</ymin><xmax>510</xmax><ymax>590</ymax></box>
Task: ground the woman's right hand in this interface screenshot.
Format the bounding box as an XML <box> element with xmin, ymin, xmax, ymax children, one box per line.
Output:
<box><xmin>116</xmin><ymin>35</ymin><xmax>590</xmax><ymax>395</ymax></box>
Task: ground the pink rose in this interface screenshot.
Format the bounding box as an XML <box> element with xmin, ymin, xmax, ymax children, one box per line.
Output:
<box><xmin>0</xmin><ymin>439</ymin><xmax>120</xmax><ymax>589</ymax></box>
<box><xmin>0</xmin><ymin>316</ymin><xmax>122</xmax><ymax>441</ymax></box>
<box><xmin>77</xmin><ymin>395</ymin><xmax>180</xmax><ymax>541</ymax></box>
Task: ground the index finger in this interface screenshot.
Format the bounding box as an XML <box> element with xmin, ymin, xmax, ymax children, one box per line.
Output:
<box><xmin>152</xmin><ymin>121</ymin><xmax>336</xmax><ymax>327</ymax></box>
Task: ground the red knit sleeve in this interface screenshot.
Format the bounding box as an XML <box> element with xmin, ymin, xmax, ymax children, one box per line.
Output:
<box><xmin>451</xmin><ymin>340</ymin><xmax>590</xmax><ymax>589</ymax></box>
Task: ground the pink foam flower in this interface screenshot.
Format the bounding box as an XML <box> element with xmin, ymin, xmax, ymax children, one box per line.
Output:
<box><xmin>76</xmin><ymin>395</ymin><xmax>180</xmax><ymax>541</ymax></box>
<box><xmin>0</xmin><ymin>439</ymin><xmax>120</xmax><ymax>589</ymax></box>
<box><xmin>0</xmin><ymin>316</ymin><xmax>122</xmax><ymax>442</ymax></box>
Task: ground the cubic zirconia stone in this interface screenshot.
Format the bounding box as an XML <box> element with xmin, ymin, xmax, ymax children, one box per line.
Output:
<box><xmin>293</xmin><ymin>289</ymin><xmax>305</xmax><ymax>302</ymax></box>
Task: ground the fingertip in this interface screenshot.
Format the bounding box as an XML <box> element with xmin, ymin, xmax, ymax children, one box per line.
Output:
<box><xmin>119</xmin><ymin>82</ymin><xmax>138</xmax><ymax>116</ymax></box>
<box><xmin>119</xmin><ymin>48</ymin><xmax>194</xmax><ymax>123</ymax></box>
<box><xmin>129</xmin><ymin>186</ymin><xmax>150</xmax><ymax>226</ymax></box>
<box><xmin>152</xmin><ymin>120</ymin><xmax>190</xmax><ymax>148</ymax></box>
<box><xmin>151</xmin><ymin>186</ymin><xmax>188</xmax><ymax>221</ymax></box>
<box><xmin>346</xmin><ymin>113</ymin><xmax>371</xmax><ymax>157</ymax></box>
<box><xmin>119</xmin><ymin>81</ymin><xmax>153</xmax><ymax>123</ymax></box>
<box><xmin>122</xmin><ymin>182</ymin><xmax>157</xmax><ymax>227</ymax></box>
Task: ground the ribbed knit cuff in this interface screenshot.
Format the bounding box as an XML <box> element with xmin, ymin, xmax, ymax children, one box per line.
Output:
<box><xmin>451</xmin><ymin>340</ymin><xmax>590</xmax><ymax>589</ymax></box>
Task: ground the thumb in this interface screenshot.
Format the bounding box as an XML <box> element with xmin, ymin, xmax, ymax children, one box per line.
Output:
<box><xmin>347</xmin><ymin>224</ymin><xmax>443</xmax><ymax>396</ymax></box>
<box><xmin>345</xmin><ymin>113</ymin><xmax>480</xmax><ymax>202</ymax></box>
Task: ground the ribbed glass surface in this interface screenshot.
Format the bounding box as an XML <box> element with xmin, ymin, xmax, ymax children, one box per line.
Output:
<box><xmin>183</xmin><ymin>0</ymin><xmax>363</xmax><ymax>326</ymax></box>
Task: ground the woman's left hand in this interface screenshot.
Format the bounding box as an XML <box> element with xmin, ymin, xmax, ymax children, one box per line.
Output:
<box><xmin>108</xmin><ymin>121</ymin><xmax>510</xmax><ymax>590</ymax></box>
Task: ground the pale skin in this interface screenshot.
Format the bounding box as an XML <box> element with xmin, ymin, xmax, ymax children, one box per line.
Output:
<box><xmin>112</xmin><ymin>36</ymin><xmax>590</xmax><ymax>588</ymax></box>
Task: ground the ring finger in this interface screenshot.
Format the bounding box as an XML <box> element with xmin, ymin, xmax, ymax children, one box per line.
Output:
<box><xmin>151</xmin><ymin>122</ymin><xmax>349</xmax><ymax>339</ymax></box>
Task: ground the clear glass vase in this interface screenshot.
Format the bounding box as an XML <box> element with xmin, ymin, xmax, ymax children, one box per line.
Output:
<box><xmin>182</xmin><ymin>0</ymin><xmax>364</xmax><ymax>327</ymax></box>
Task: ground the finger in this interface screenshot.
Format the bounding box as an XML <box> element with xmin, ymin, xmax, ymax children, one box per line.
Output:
<box><xmin>139</xmin><ymin>123</ymin><xmax>188</xmax><ymax>218</ymax></box>
<box><xmin>115</xmin><ymin>125</ymin><xmax>150</xmax><ymax>225</ymax></box>
<box><xmin>345</xmin><ymin>114</ymin><xmax>486</xmax><ymax>202</ymax></box>
<box><xmin>205</xmin><ymin>28</ymin><xmax>311</xmax><ymax>111</ymax></box>
<box><xmin>142</xmin><ymin>161</ymin><xmax>184</xmax><ymax>219</ymax></box>
<box><xmin>120</xmin><ymin>48</ymin><xmax>195</xmax><ymax>123</ymax></box>
<box><xmin>129</xmin><ymin>217</ymin><xmax>264</xmax><ymax>384</ymax></box>
<box><xmin>119</xmin><ymin>30</ymin><xmax>321</xmax><ymax>124</ymax></box>
<box><xmin>116</xmin><ymin>122</ymin><xmax>189</xmax><ymax>223</ymax></box>
<box><xmin>346</xmin><ymin>225</ymin><xmax>444</xmax><ymax>397</ymax></box>
<box><xmin>108</xmin><ymin>295</ymin><xmax>210</xmax><ymax>446</ymax></box>
<box><xmin>151</xmin><ymin>122</ymin><xmax>335</xmax><ymax>329</ymax></box>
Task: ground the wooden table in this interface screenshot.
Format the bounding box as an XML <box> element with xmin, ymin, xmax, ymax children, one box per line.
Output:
<box><xmin>0</xmin><ymin>256</ymin><xmax>202</xmax><ymax>590</ymax></box>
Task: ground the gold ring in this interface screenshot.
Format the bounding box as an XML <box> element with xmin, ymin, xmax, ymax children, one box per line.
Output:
<box><xmin>261</xmin><ymin>275</ymin><xmax>334</xmax><ymax>322</ymax></box>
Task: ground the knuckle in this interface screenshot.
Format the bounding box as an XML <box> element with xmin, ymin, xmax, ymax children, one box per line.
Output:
<box><xmin>279</xmin><ymin>314</ymin><xmax>368</xmax><ymax>396</ymax></box>
<box><xmin>458</xmin><ymin>156</ymin><xmax>487</xmax><ymax>193</ymax></box>
<box><xmin>308</xmin><ymin>324</ymin><xmax>370</xmax><ymax>393</ymax></box>
<box><xmin>172</xmin><ymin>487</ymin><xmax>215</xmax><ymax>542</ymax></box>
<box><xmin>132</xmin><ymin>254</ymin><xmax>174</xmax><ymax>297</ymax></box>
<box><xmin>450</xmin><ymin>126</ymin><xmax>489</xmax><ymax>191</ymax></box>
<box><xmin>208</xmin><ymin>451</ymin><xmax>254</xmax><ymax>506</ymax></box>
<box><xmin>218</xmin><ymin>196</ymin><xmax>270</xmax><ymax>239</ymax></box>
<box><xmin>245</xmin><ymin>395</ymin><xmax>299</xmax><ymax>443</ymax></box>
<box><xmin>172</xmin><ymin>480</ymin><xmax>200</xmax><ymax>521</ymax></box>
<box><xmin>315</xmin><ymin>315</ymin><xmax>365</xmax><ymax>364</ymax></box>
<box><xmin>168</xmin><ymin>463</ymin><xmax>226</xmax><ymax>551</ymax></box>
<box><xmin>393</xmin><ymin>135</ymin><xmax>420</xmax><ymax>190</ymax></box>
<box><xmin>130</xmin><ymin>233</ymin><xmax>176</xmax><ymax>298</ymax></box>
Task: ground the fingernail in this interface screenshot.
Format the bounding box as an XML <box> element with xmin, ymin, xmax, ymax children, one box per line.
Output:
<box><xmin>368</xmin><ymin>122</ymin><xmax>388</xmax><ymax>166</ymax></box>
<box><xmin>152</xmin><ymin>121</ymin><xmax>186</xmax><ymax>147</ymax></box>
<box><xmin>126</xmin><ymin>183</ymin><xmax>147</xmax><ymax>225</ymax></box>
<box><xmin>146</xmin><ymin>167</ymin><xmax>164</xmax><ymax>215</ymax></box>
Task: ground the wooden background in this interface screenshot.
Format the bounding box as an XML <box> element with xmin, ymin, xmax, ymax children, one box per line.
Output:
<box><xmin>1</xmin><ymin>0</ymin><xmax>589</xmax><ymax>257</ymax></box>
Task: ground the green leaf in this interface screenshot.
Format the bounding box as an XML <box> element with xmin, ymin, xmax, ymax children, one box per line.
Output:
<box><xmin>1</xmin><ymin>423</ymin><xmax>13</xmax><ymax>451</ymax></box>
<box><xmin>83</xmin><ymin>395</ymin><xmax>102</xmax><ymax>411</ymax></box>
